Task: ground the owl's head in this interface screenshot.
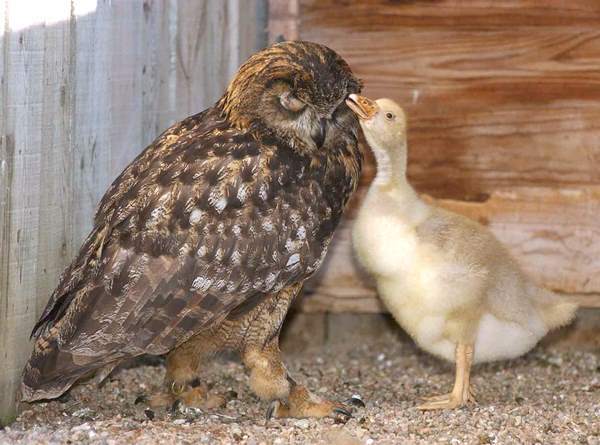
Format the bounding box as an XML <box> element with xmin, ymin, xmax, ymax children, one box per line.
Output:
<box><xmin>219</xmin><ymin>40</ymin><xmax>362</xmax><ymax>152</ymax></box>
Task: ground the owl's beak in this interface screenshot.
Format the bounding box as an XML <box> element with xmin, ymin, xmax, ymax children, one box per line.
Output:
<box><xmin>346</xmin><ymin>94</ymin><xmax>377</xmax><ymax>120</ymax></box>
<box><xmin>311</xmin><ymin>117</ymin><xmax>327</xmax><ymax>148</ymax></box>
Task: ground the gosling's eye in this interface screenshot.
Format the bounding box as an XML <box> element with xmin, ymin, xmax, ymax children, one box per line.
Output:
<box><xmin>280</xmin><ymin>91</ymin><xmax>306</xmax><ymax>113</ymax></box>
<box><xmin>385</xmin><ymin>112</ymin><xmax>395</xmax><ymax>120</ymax></box>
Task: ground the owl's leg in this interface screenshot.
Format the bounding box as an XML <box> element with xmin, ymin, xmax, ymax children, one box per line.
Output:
<box><xmin>147</xmin><ymin>333</ymin><xmax>225</xmax><ymax>410</ymax></box>
<box><xmin>242</xmin><ymin>336</ymin><xmax>364</xmax><ymax>420</ymax></box>
<box><xmin>242</xmin><ymin>339</ymin><xmax>292</xmax><ymax>402</ymax></box>
<box><xmin>240</xmin><ymin>284</ymin><xmax>364</xmax><ymax>420</ymax></box>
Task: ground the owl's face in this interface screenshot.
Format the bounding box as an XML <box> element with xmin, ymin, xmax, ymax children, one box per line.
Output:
<box><xmin>220</xmin><ymin>41</ymin><xmax>362</xmax><ymax>152</ymax></box>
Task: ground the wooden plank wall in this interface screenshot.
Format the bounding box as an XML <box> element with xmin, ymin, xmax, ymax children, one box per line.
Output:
<box><xmin>0</xmin><ymin>0</ymin><xmax>266</xmax><ymax>424</ymax></box>
<box><xmin>288</xmin><ymin>0</ymin><xmax>600</xmax><ymax>311</ymax></box>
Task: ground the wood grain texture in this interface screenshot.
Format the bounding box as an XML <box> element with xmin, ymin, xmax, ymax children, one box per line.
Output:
<box><xmin>0</xmin><ymin>0</ymin><xmax>266</xmax><ymax>424</ymax></box>
<box><xmin>268</xmin><ymin>0</ymin><xmax>299</xmax><ymax>42</ymax></box>
<box><xmin>298</xmin><ymin>0</ymin><xmax>600</xmax><ymax>310</ymax></box>
<box><xmin>300</xmin><ymin>0</ymin><xmax>600</xmax><ymax>28</ymax></box>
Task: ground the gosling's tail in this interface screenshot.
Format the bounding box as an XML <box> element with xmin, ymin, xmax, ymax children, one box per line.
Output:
<box><xmin>533</xmin><ymin>288</ymin><xmax>578</xmax><ymax>330</ymax></box>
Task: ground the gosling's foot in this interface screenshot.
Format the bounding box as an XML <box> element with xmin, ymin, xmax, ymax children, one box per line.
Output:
<box><xmin>417</xmin><ymin>387</ymin><xmax>477</xmax><ymax>410</ymax></box>
<box><xmin>417</xmin><ymin>392</ymin><xmax>463</xmax><ymax>410</ymax></box>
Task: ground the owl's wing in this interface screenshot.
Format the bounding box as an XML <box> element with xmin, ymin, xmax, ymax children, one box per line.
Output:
<box><xmin>23</xmin><ymin>109</ymin><xmax>330</xmax><ymax>399</ymax></box>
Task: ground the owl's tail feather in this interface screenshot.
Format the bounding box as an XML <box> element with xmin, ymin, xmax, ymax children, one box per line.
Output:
<box><xmin>20</xmin><ymin>335</ymin><xmax>103</xmax><ymax>402</ymax></box>
<box><xmin>20</xmin><ymin>369</ymin><xmax>82</xmax><ymax>403</ymax></box>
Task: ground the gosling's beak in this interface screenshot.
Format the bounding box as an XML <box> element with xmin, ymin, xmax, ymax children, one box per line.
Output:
<box><xmin>345</xmin><ymin>94</ymin><xmax>377</xmax><ymax>120</ymax></box>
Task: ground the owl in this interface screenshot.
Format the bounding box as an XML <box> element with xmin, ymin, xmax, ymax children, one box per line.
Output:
<box><xmin>21</xmin><ymin>41</ymin><xmax>363</xmax><ymax>419</ymax></box>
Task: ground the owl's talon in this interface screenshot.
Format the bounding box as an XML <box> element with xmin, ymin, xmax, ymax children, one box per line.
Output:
<box><xmin>171</xmin><ymin>399</ymin><xmax>183</xmax><ymax>414</ymax></box>
<box><xmin>171</xmin><ymin>381</ymin><xmax>185</xmax><ymax>395</ymax></box>
<box><xmin>265</xmin><ymin>384</ymin><xmax>360</xmax><ymax>419</ymax></box>
<box><xmin>266</xmin><ymin>401</ymin><xmax>278</xmax><ymax>421</ymax></box>
<box><xmin>344</xmin><ymin>395</ymin><xmax>365</xmax><ymax>408</ymax></box>
<box><xmin>333</xmin><ymin>406</ymin><xmax>352</xmax><ymax>420</ymax></box>
<box><xmin>265</xmin><ymin>400</ymin><xmax>290</xmax><ymax>419</ymax></box>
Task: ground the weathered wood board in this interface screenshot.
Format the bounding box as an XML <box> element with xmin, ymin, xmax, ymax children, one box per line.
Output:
<box><xmin>0</xmin><ymin>0</ymin><xmax>266</xmax><ymax>425</ymax></box>
<box><xmin>294</xmin><ymin>0</ymin><xmax>600</xmax><ymax>310</ymax></box>
<box><xmin>268</xmin><ymin>0</ymin><xmax>299</xmax><ymax>42</ymax></box>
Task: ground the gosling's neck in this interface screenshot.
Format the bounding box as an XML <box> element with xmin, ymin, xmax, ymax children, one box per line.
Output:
<box><xmin>370</xmin><ymin>138</ymin><xmax>411</xmax><ymax>190</ymax></box>
<box><xmin>368</xmin><ymin>137</ymin><xmax>429</xmax><ymax>220</ymax></box>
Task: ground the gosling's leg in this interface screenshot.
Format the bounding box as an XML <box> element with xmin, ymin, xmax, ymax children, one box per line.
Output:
<box><xmin>417</xmin><ymin>343</ymin><xmax>476</xmax><ymax>410</ymax></box>
<box><xmin>462</xmin><ymin>344</ymin><xmax>477</xmax><ymax>404</ymax></box>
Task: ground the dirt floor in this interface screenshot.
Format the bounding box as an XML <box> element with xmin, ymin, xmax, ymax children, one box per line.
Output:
<box><xmin>1</xmin><ymin>327</ymin><xmax>598</xmax><ymax>445</ymax></box>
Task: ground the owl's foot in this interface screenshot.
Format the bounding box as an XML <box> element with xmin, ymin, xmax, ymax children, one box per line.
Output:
<box><xmin>145</xmin><ymin>379</ymin><xmax>226</xmax><ymax>411</ymax></box>
<box><xmin>266</xmin><ymin>384</ymin><xmax>364</xmax><ymax>421</ymax></box>
<box><xmin>241</xmin><ymin>323</ymin><xmax>364</xmax><ymax>421</ymax></box>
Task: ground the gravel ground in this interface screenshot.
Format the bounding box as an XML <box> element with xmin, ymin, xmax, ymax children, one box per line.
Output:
<box><xmin>2</xmin><ymin>332</ymin><xmax>598</xmax><ymax>445</ymax></box>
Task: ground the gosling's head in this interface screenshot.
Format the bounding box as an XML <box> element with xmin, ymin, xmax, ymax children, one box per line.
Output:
<box><xmin>345</xmin><ymin>94</ymin><xmax>407</xmax><ymax>151</ymax></box>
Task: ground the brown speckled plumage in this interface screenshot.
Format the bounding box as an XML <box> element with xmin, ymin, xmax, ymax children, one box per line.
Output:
<box><xmin>21</xmin><ymin>41</ymin><xmax>362</xmax><ymax>409</ymax></box>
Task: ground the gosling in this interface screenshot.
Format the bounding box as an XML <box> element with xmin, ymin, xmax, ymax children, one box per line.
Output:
<box><xmin>346</xmin><ymin>94</ymin><xmax>577</xmax><ymax>410</ymax></box>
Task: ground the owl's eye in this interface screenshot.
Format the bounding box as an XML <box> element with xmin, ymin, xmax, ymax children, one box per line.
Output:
<box><xmin>279</xmin><ymin>91</ymin><xmax>306</xmax><ymax>113</ymax></box>
<box><xmin>385</xmin><ymin>112</ymin><xmax>395</xmax><ymax>120</ymax></box>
